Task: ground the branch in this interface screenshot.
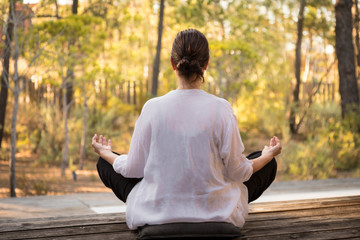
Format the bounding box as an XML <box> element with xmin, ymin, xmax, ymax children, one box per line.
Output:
<box><xmin>311</xmin><ymin>60</ymin><xmax>336</xmax><ymax>97</ymax></box>
<box><xmin>294</xmin><ymin>59</ymin><xmax>337</xmax><ymax>133</ymax></box>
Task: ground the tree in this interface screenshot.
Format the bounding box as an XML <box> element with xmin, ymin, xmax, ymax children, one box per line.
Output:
<box><xmin>289</xmin><ymin>0</ymin><xmax>306</xmax><ymax>135</ymax></box>
<box><xmin>335</xmin><ymin>0</ymin><xmax>359</xmax><ymax>117</ymax></box>
<box><xmin>32</xmin><ymin>15</ymin><xmax>105</xmax><ymax>176</ymax></box>
<box><xmin>0</xmin><ymin>1</ymin><xmax>13</xmax><ymax>149</ymax></box>
<box><xmin>151</xmin><ymin>0</ymin><xmax>165</xmax><ymax>96</ymax></box>
<box><xmin>354</xmin><ymin>0</ymin><xmax>360</xmax><ymax>67</ymax></box>
<box><xmin>3</xmin><ymin>2</ymin><xmax>51</xmax><ymax>196</ymax></box>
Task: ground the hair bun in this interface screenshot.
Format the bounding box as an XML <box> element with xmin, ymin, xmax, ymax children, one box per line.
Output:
<box><xmin>177</xmin><ymin>56</ymin><xmax>191</xmax><ymax>68</ymax></box>
<box><xmin>176</xmin><ymin>56</ymin><xmax>202</xmax><ymax>80</ymax></box>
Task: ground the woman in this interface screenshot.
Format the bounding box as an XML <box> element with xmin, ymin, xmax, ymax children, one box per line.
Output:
<box><xmin>92</xmin><ymin>29</ymin><xmax>281</xmax><ymax>230</ymax></box>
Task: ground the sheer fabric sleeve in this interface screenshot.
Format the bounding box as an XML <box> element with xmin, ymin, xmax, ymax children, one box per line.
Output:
<box><xmin>112</xmin><ymin>101</ymin><xmax>152</xmax><ymax>178</ymax></box>
<box><xmin>219</xmin><ymin>101</ymin><xmax>253</xmax><ymax>183</ymax></box>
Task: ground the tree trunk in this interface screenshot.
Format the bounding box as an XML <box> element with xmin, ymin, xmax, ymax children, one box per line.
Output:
<box><xmin>65</xmin><ymin>67</ymin><xmax>74</xmax><ymax>108</ymax></box>
<box><xmin>61</xmin><ymin>77</ymin><xmax>69</xmax><ymax>177</ymax></box>
<box><xmin>355</xmin><ymin>0</ymin><xmax>360</xmax><ymax>67</ymax></box>
<box><xmin>335</xmin><ymin>0</ymin><xmax>359</xmax><ymax>117</ymax></box>
<box><xmin>0</xmin><ymin>1</ymin><xmax>14</xmax><ymax>149</ymax></box>
<box><xmin>72</xmin><ymin>0</ymin><xmax>78</xmax><ymax>14</ymax></box>
<box><xmin>55</xmin><ymin>0</ymin><xmax>60</xmax><ymax>19</ymax></box>
<box><xmin>133</xmin><ymin>81</ymin><xmax>137</xmax><ymax>106</ymax></box>
<box><xmin>65</xmin><ymin>0</ymin><xmax>79</xmax><ymax>110</ymax></box>
<box><xmin>151</xmin><ymin>0</ymin><xmax>165</xmax><ymax>96</ymax></box>
<box><xmin>10</xmin><ymin>1</ymin><xmax>19</xmax><ymax>197</ymax></box>
<box><xmin>127</xmin><ymin>81</ymin><xmax>131</xmax><ymax>104</ymax></box>
<box><xmin>289</xmin><ymin>0</ymin><xmax>306</xmax><ymax>135</ymax></box>
<box><xmin>79</xmin><ymin>92</ymin><xmax>87</xmax><ymax>170</ymax></box>
<box><xmin>10</xmin><ymin>89</ymin><xmax>19</xmax><ymax>197</ymax></box>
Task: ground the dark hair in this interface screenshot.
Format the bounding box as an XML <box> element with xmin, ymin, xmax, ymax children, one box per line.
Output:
<box><xmin>171</xmin><ymin>29</ymin><xmax>209</xmax><ymax>83</ymax></box>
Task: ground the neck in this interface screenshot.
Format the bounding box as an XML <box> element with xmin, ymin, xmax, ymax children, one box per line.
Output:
<box><xmin>177</xmin><ymin>76</ymin><xmax>201</xmax><ymax>90</ymax></box>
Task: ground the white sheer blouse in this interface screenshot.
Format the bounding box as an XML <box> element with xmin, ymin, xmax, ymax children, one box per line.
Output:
<box><xmin>113</xmin><ymin>89</ymin><xmax>253</xmax><ymax>230</ymax></box>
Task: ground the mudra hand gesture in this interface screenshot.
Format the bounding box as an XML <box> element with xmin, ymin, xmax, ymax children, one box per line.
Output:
<box><xmin>262</xmin><ymin>136</ymin><xmax>282</xmax><ymax>158</ymax></box>
<box><xmin>92</xmin><ymin>134</ymin><xmax>112</xmax><ymax>155</ymax></box>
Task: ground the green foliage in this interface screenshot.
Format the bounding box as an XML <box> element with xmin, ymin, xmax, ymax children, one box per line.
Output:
<box><xmin>301</xmin><ymin>102</ymin><xmax>341</xmax><ymax>136</ymax></box>
<box><xmin>328</xmin><ymin>112</ymin><xmax>360</xmax><ymax>171</ymax></box>
<box><xmin>282</xmin><ymin>136</ymin><xmax>335</xmax><ymax>180</ymax></box>
<box><xmin>281</xmin><ymin>106</ymin><xmax>360</xmax><ymax>180</ymax></box>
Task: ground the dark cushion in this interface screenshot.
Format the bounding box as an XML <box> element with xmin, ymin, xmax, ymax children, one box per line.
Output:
<box><xmin>136</xmin><ymin>222</ymin><xmax>242</xmax><ymax>240</ymax></box>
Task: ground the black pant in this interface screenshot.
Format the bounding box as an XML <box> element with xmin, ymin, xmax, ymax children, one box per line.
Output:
<box><xmin>97</xmin><ymin>151</ymin><xmax>277</xmax><ymax>203</ymax></box>
<box><xmin>244</xmin><ymin>151</ymin><xmax>277</xmax><ymax>203</ymax></box>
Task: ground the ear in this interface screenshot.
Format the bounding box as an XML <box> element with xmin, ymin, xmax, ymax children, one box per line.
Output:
<box><xmin>170</xmin><ymin>57</ymin><xmax>176</xmax><ymax>70</ymax></box>
<box><xmin>203</xmin><ymin>57</ymin><xmax>210</xmax><ymax>71</ymax></box>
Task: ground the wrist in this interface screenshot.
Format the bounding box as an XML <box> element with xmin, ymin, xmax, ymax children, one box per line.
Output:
<box><xmin>261</xmin><ymin>151</ymin><xmax>274</xmax><ymax>160</ymax></box>
<box><xmin>99</xmin><ymin>148</ymin><xmax>111</xmax><ymax>157</ymax></box>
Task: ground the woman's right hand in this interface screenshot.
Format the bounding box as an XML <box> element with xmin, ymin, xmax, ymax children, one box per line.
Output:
<box><xmin>262</xmin><ymin>136</ymin><xmax>282</xmax><ymax>158</ymax></box>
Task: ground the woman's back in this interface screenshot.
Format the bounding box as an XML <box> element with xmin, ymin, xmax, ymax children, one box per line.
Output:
<box><xmin>125</xmin><ymin>89</ymin><xmax>252</xmax><ymax>229</ymax></box>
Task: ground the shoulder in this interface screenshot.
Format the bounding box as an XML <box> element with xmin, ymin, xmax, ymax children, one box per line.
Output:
<box><xmin>207</xmin><ymin>94</ymin><xmax>234</xmax><ymax>115</ymax></box>
<box><xmin>140</xmin><ymin>94</ymin><xmax>167</xmax><ymax>113</ymax></box>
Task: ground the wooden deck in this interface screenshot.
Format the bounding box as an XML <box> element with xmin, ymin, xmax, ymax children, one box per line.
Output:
<box><xmin>1</xmin><ymin>195</ymin><xmax>359</xmax><ymax>240</ymax></box>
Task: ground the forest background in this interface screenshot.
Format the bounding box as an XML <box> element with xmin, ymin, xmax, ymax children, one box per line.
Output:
<box><xmin>0</xmin><ymin>0</ymin><xmax>359</xmax><ymax>198</ymax></box>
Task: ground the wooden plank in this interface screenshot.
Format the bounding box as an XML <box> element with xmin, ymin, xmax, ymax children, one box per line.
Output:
<box><xmin>246</xmin><ymin>204</ymin><xmax>360</xmax><ymax>226</ymax></box>
<box><xmin>249</xmin><ymin>195</ymin><xmax>360</xmax><ymax>213</ymax></box>
<box><xmin>0</xmin><ymin>213</ymin><xmax>126</xmax><ymax>232</ymax></box>
<box><xmin>241</xmin><ymin>227</ymin><xmax>360</xmax><ymax>240</ymax></box>
<box><xmin>0</xmin><ymin>223</ymin><xmax>130</xmax><ymax>240</ymax></box>
<box><xmin>244</xmin><ymin>210</ymin><xmax>360</xmax><ymax>230</ymax></box>
<box><xmin>40</xmin><ymin>231</ymin><xmax>137</xmax><ymax>240</ymax></box>
<box><xmin>242</xmin><ymin>218</ymin><xmax>360</xmax><ymax>238</ymax></box>
<box><xmin>247</xmin><ymin>203</ymin><xmax>360</xmax><ymax>221</ymax></box>
<box><xmin>3</xmin><ymin>215</ymin><xmax>359</xmax><ymax>240</ymax></box>
<box><xmin>0</xmin><ymin>212</ymin><xmax>125</xmax><ymax>225</ymax></box>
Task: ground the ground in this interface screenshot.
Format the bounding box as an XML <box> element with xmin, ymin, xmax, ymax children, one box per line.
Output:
<box><xmin>0</xmin><ymin>150</ymin><xmax>111</xmax><ymax>198</ymax></box>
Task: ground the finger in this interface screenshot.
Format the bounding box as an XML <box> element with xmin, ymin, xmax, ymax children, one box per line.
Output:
<box><xmin>92</xmin><ymin>134</ymin><xmax>98</xmax><ymax>145</ymax></box>
<box><xmin>99</xmin><ymin>135</ymin><xmax>103</xmax><ymax>144</ymax></box>
<box><xmin>103</xmin><ymin>136</ymin><xmax>106</xmax><ymax>145</ymax></box>
<box><xmin>108</xmin><ymin>139</ymin><xmax>111</xmax><ymax>148</ymax></box>
<box><xmin>270</xmin><ymin>137</ymin><xmax>276</xmax><ymax>146</ymax></box>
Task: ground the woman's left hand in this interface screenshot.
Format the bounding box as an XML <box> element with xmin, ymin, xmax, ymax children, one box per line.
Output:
<box><xmin>91</xmin><ymin>134</ymin><xmax>111</xmax><ymax>155</ymax></box>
